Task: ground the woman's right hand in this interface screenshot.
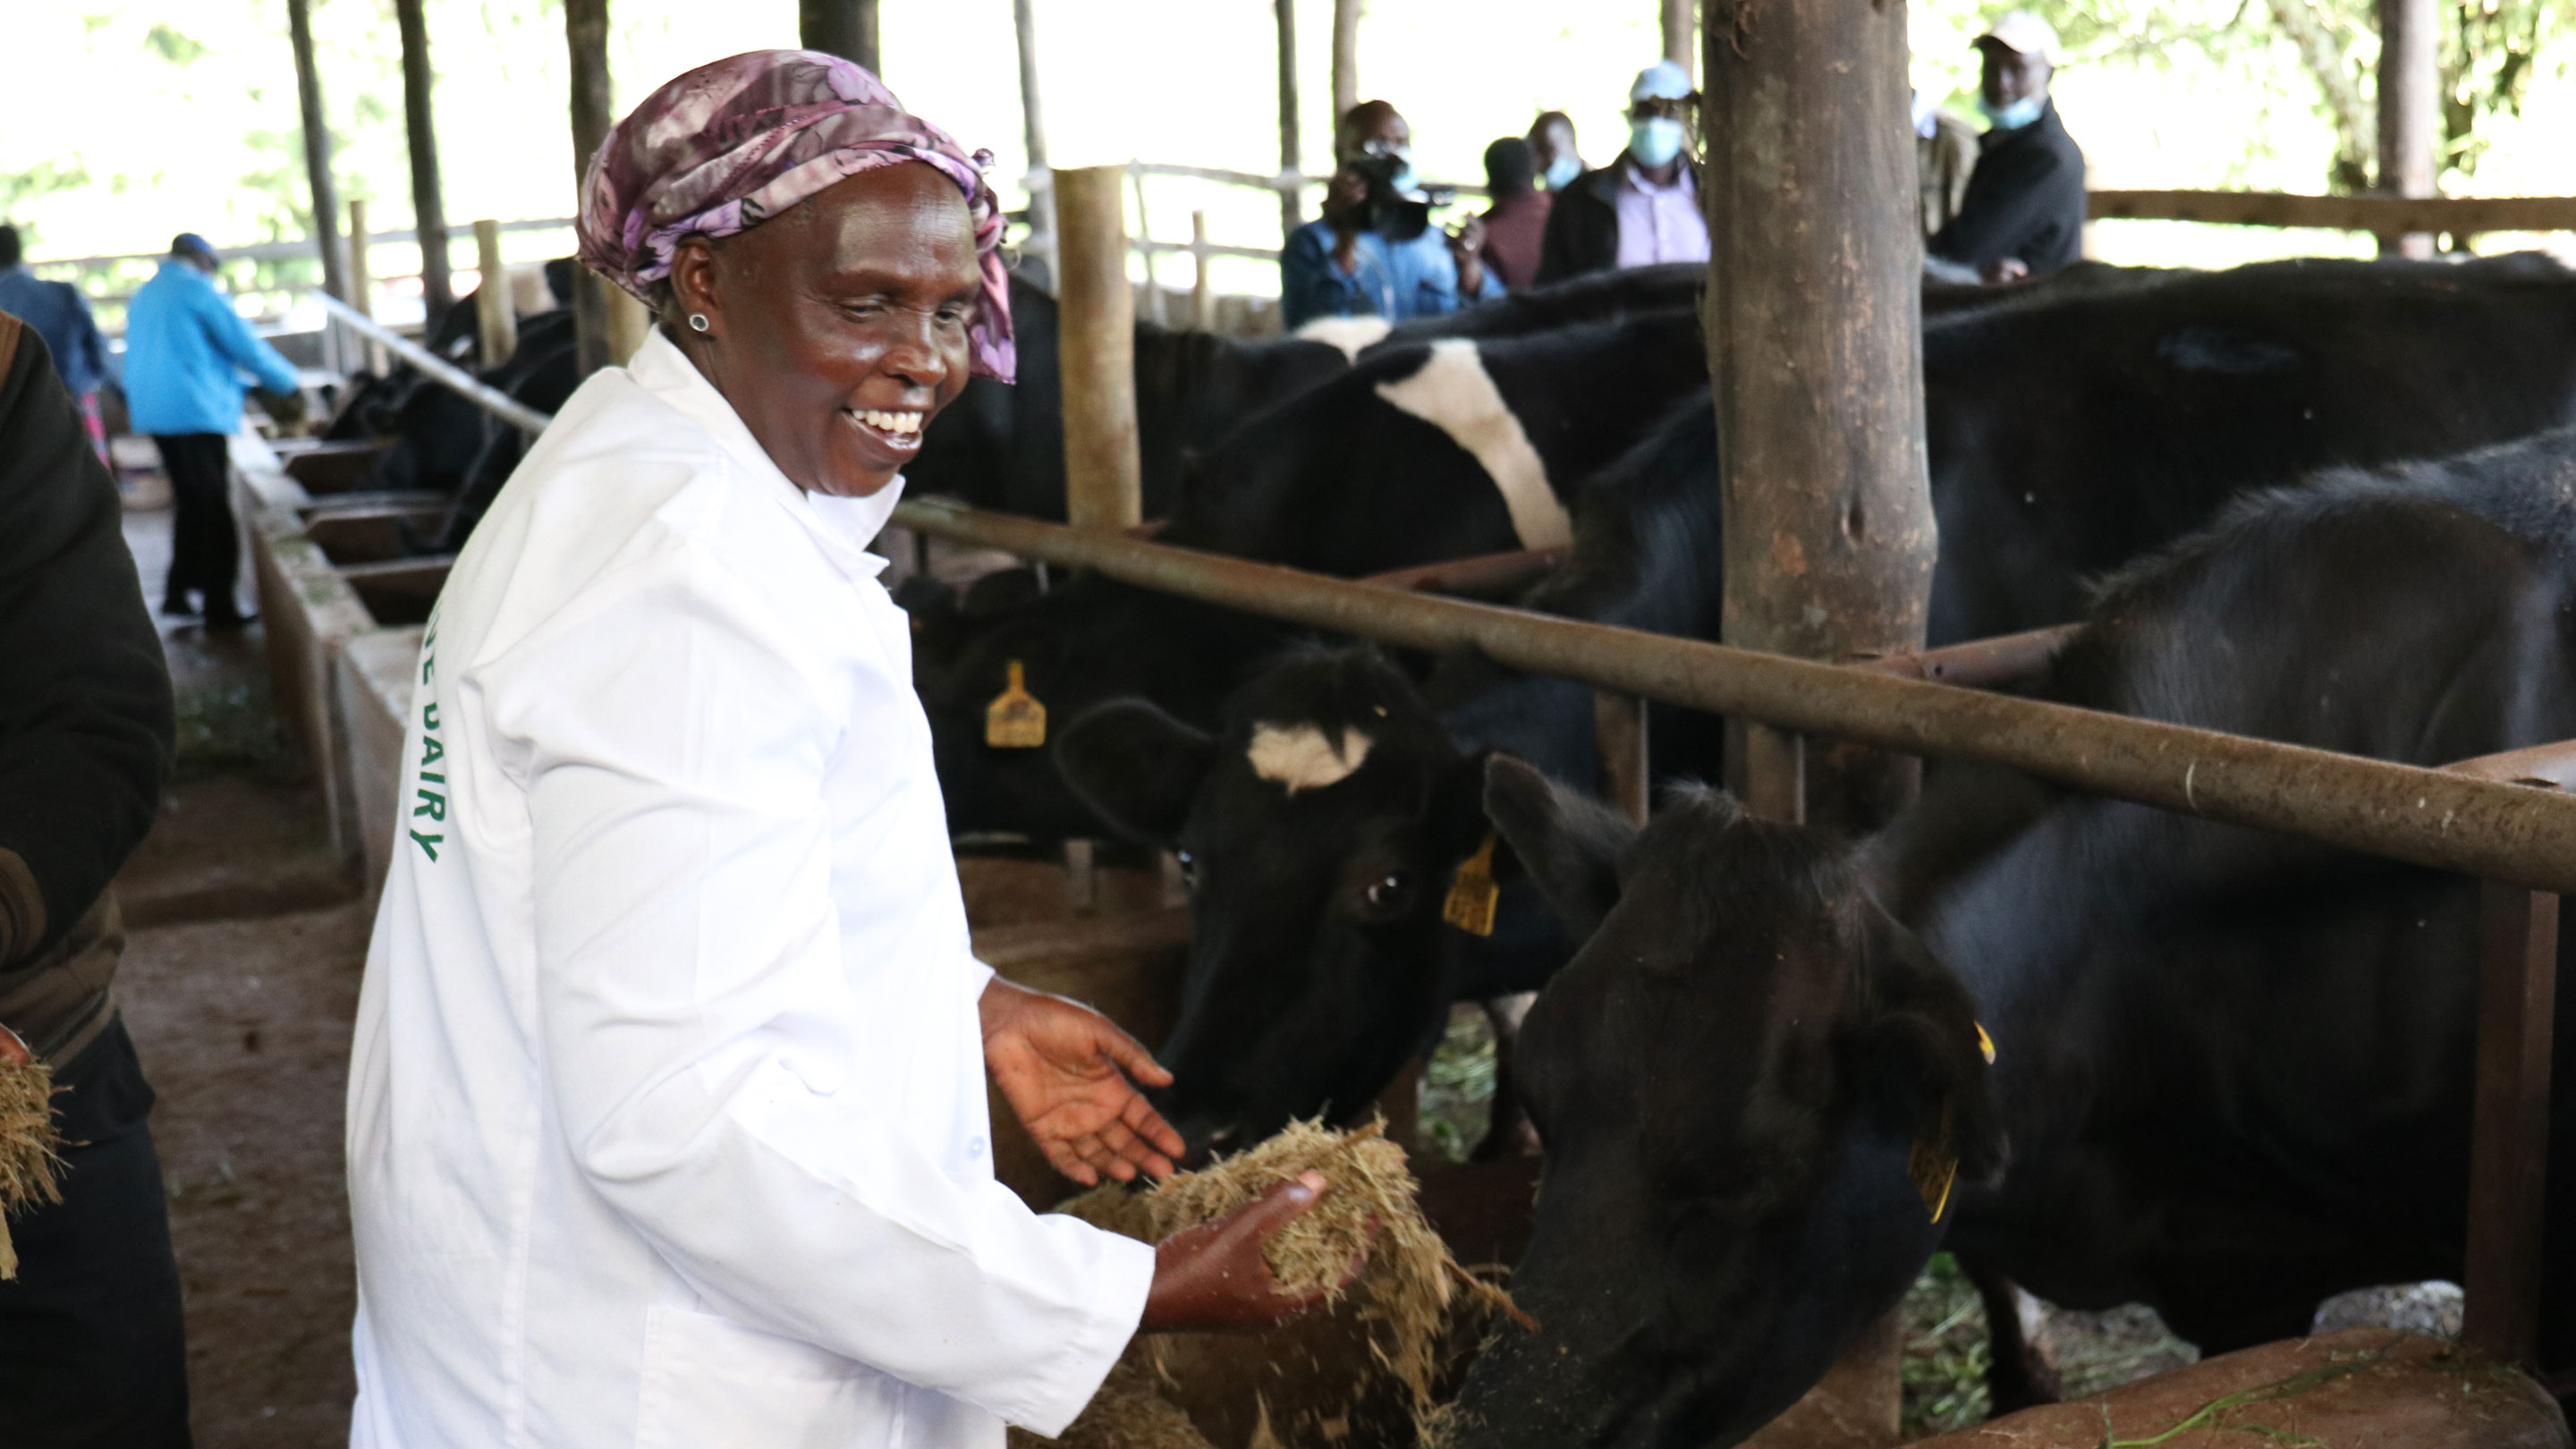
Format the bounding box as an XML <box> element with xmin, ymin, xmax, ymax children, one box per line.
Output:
<box><xmin>1138</xmin><ymin>1171</ymin><xmax>1363</xmax><ymax>1333</ymax></box>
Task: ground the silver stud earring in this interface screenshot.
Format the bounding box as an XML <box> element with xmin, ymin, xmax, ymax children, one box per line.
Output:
<box><xmin>687</xmin><ymin>312</ymin><xmax>710</xmax><ymax>333</ymax></box>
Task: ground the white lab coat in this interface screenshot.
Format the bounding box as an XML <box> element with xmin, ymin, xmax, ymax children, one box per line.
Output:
<box><xmin>346</xmin><ymin>329</ymin><xmax>1154</xmax><ymax>1449</ymax></box>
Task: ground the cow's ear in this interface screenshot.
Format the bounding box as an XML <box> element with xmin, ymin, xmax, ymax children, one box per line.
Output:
<box><xmin>1483</xmin><ymin>754</ymin><xmax>1634</xmax><ymax>940</ymax></box>
<box><xmin>1055</xmin><ymin>700</ymin><xmax>1217</xmax><ymax>846</ymax></box>
<box><xmin>1428</xmin><ymin>749</ymin><xmax>1500</xmax><ymax>864</ymax></box>
<box><xmin>1850</xmin><ymin>917</ymin><xmax>2009</xmax><ymax>1186</ymax></box>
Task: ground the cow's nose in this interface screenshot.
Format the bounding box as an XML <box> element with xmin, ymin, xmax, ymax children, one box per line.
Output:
<box><xmin>1156</xmin><ymin>1109</ymin><xmax>1238</xmax><ymax>1170</ymax></box>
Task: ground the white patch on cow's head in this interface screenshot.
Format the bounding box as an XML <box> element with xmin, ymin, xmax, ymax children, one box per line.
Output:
<box><xmin>1371</xmin><ymin>338</ymin><xmax>1572</xmax><ymax>551</ymax></box>
<box><xmin>1246</xmin><ymin>722</ymin><xmax>1374</xmax><ymax>794</ymax></box>
<box><xmin>1293</xmin><ymin>316</ymin><xmax>1394</xmax><ymax>364</ymax></box>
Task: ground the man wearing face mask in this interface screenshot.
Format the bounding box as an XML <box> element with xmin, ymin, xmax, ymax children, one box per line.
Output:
<box><xmin>1533</xmin><ymin>61</ymin><xmax>1709</xmax><ymax>284</ymax></box>
<box><xmin>1928</xmin><ymin>11</ymin><xmax>2088</xmax><ymax>284</ymax></box>
<box><xmin>1529</xmin><ymin>112</ymin><xmax>1585</xmax><ymax>193</ymax></box>
<box><xmin>1279</xmin><ymin>100</ymin><xmax>1503</xmax><ymax>327</ymax></box>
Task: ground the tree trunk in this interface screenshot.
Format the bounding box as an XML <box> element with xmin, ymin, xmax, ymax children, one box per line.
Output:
<box><xmin>564</xmin><ymin>0</ymin><xmax>616</xmax><ymax>376</ymax></box>
<box><xmin>1662</xmin><ymin>0</ymin><xmax>1694</xmax><ymax>71</ymax></box>
<box><xmin>1013</xmin><ymin>0</ymin><xmax>1054</xmax><ymax>289</ymax></box>
<box><xmin>394</xmin><ymin>0</ymin><xmax>453</xmax><ymax>324</ymax></box>
<box><xmin>284</xmin><ymin>0</ymin><xmax>347</xmax><ymax>301</ymax></box>
<box><xmin>1705</xmin><ymin>0</ymin><xmax>1936</xmax><ymax>822</ymax></box>
<box><xmin>800</xmin><ymin>0</ymin><xmax>881</xmax><ymax>74</ymax></box>
<box><xmin>1275</xmin><ymin>0</ymin><xmax>1302</xmax><ymax>239</ymax></box>
<box><xmin>2377</xmin><ymin>0</ymin><xmax>2438</xmax><ymax>257</ymax></box>
<box><xmin>1331</xmin><ymin>0</ymin><xmax>1361</xmax><ymax>122</ymax></box>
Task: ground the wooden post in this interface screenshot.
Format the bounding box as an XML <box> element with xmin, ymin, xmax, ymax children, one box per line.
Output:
<box><xmin>1705</xmin><ymin>1</ymin><xmax>1933</xmax><ymax>1433</ymax></box>
<box><xmin>1055</xmin><ymin>165</ymin><xmax>1141</xmax><ymax>530</ymax></box>
<box><xmin>473</xmin><ymin>219</ymin><xmax>517</xmax><ymax>369</ymax></box>
<box><xmin>1595</xmin><ymin>692</ymin><xmax>1650</xmax><ymax>826</ymax></box>
<box><xmin>1013</xmin><ymin>0</ymin><xmax>1054</xmax><ymax>286</ymax></box>
<box><xmin>2377</xmin><ymin>0</ymin><xmax>2438</xmax><ymax>258</ymax></box>
<box><xmin>1331</xmin><ymin>0</ymin><xmax>1362</xmax><ymax>122</ymax></box>
<box><xmin>394</xmin><ymin>0</ymin><xmax>453</xmax><ymax>323</ymax></box>
<box><xmin>1275</xmin><ymin>0</ymin><xmax>1303</xmax><ymax>240</ymax></box>
<box><xmin>1662</xmin><ymin>0</ymin><xmax>1694</xmax><ymax>72</ymax></box>
<box><xmin>800</xmin><ymin>0</ymin><xmax>881</xmax><ymax>74</ymax></box>
<box><xmin>606</xmin><ymin>291</ymin><xmax>651</xmax><ymax>366</ymax></box>
<box><xmin>284</xmin><ymin>0</ymin><xmax>348</xmax><ymax>301</ymax></box>
<box><xmin>564</xmin><ymin>0</ymin><xmax>616</xmax><ymax>377</ymax></box>
<box><xmin>2462</xmin><ymin>881</ymin><xmax>2557</xmax><ymax>1366</ymax></box>
<box><xmin>1190</xmin><ymin>210</ymin><xmax>1215</xmax><ymax>332</ymax></box>
<box><xmin>1131</xmin><ymin>167</ymin><xmax>1165</xmax><ymax>327</ymax></box>
<box><xmin>349</xmin><ymin>200</ymin><xmax>388</xmax><ymax>376</ymax></box>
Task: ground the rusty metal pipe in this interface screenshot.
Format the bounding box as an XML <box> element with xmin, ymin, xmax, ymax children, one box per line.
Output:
<box><xmin>1360</xmin><ymin>546</ymin><xmax>1568</xmax><ymax>597</ymax></box>
<box><xmin>893</xmin><ymin>497</ymin><xmax>2576</xmax><ymax>894</ymax></box>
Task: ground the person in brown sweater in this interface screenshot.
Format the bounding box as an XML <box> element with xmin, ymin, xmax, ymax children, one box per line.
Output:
<box><xmin>1477</xmin><ymin>137</ymin><xmax>1553</xmax><ymax>291</ymax></box>
<box><xmin>0</xmin><ymin>309</ymin><xmax>187</xmax><ymax>1446</ymax></box>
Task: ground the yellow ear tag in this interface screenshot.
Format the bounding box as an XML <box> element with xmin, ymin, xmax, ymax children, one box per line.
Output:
<box><xmin>1907</xmin><ymin>1100</ymin><xmax>1959</xmax><ymax>1224</ymax></box>
<box><xmin>985</xmin><ymin>660</ymin><xmax>1047</xmax><ymax>749</ymax></box>
<box><xmin>1442</xmin><ymin>835</ymin><xmax>1501</xmax><ymax>936</ymax></box>
<box><xmin>1976</xmin><ymin>1021</ymin><xmax>1997</xmax><ymax>1065</ymax></box>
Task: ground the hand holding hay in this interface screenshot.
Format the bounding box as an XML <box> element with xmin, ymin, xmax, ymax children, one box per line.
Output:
<box><xmin>1020</xmin><ymin>1122</ymin><xmax>1523</xmax><ymax>1449</ymax></box>
<box><xmin>1141</xmin><ymin>1169</ymin><xmax>1360</xmax><ymax>1332</ymax></box>
<box><xmin>0</xmin><ymin>1022</ymin><xmax>64</xmax><ymax>1281</ymax></box>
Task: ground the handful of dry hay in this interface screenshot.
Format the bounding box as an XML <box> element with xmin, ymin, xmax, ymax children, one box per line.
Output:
<box><xmin>1016</xmin><ymin>1121</ymin><xmax>1520</xmax><ymax>1449</ymax></box>
<box><xmin>0</xmin><ymin>1055</ymin><xmax>64</xmax><ymax>1279</ymax></box>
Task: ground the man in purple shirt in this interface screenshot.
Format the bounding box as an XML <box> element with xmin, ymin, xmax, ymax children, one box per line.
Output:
<box><xmin>1535</xmin><ymin>61</ymin><xmax>1710</xmax><ymax>284</ymax></box>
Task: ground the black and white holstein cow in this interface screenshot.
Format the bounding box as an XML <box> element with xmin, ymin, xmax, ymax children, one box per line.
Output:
<box><xmin>1453</xmin><ymin>428</ymin><xmax>2576</xmax><ymax>1449</ymax></box>
<box><xmin>1046</xmin><ymin>253</ymin><xmax>2576</xmax><ymax>1159</ymax></box>
<box><xmin>918</xmin><ymin>307</ymin><xmax>1709</xmax><ymax>841</ymax></box>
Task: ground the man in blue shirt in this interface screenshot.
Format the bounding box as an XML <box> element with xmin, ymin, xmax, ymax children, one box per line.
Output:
<box><xmin>1280</xmin><ymin>101</ymin><xmax>1503</xmax><ymax>328</ymax></box>
<box><xmin>0</xmin><ymin>225</ymin><xmax>111</xmax><ymax>466</ymax></box>
<box><xmin>123</xmin><ymin>233</ymin><xmax>301</xmax><ymax>627</ymax></box>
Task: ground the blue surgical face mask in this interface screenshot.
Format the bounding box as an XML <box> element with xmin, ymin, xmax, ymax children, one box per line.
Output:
<box><xmin>1628</xmin><ymin>116</ymin><xmax>1686</xmax><ymax>168</ymax></box>
<box><xmin>1543</xmin><ymin>154</ymin><xmax>1581</xmax><ymax>191</ymax></box>
<box><xmin>1979</xmin><ymin>94</ymin><xmax>2044</xmax><ymax>131</ymax></box>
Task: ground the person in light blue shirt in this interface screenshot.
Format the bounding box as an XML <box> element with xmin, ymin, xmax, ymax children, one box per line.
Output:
<box><xmin>0</xmin><ymin>225</ymin><xmax>112</xmax><ymax>465</ymax></box>
<box><xmin>123</xmin><ymin>233</ymin><xmax>301</xmax><ymax>626</ymax></box>
<box><xmin>1280</xmin><ymin>101</ymin><xmax>1502</xmax><ymax>328</ymax></box>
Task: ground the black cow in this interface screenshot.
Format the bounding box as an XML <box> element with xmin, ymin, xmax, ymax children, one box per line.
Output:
<box><xmin>917</xmin><ymin>308</ymin><xmax>1711</xmax><ymax>841</ymax></box>
<box><xmin>1456</xmin><ymin>428</ymin><xmax>2576</xmax><ymax>1447</ymax></box>
<box><xmin>1047</xmin><ymin>252</ymin><xmax>2576</xmax><ymax>1161</ymax></box>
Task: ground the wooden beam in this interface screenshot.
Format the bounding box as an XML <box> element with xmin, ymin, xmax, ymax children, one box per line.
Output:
<box><xmin>394</xmin><ymin>0</ymin><xmax>453</xmax><ymax>322</ymax></box>
<box><xmin>800</xmin><ymin>0</ymin><xmax>881</xmax><ymax>75</ymax></box>
<box><xmin>1331</xmin><ymin>0</ymin><xmax>1361</xmax><ymax>122</ymax></box>
<box><xmin>2462</xmin><ymin>881</ymin><xmax>2557</xmax><ymax>1367</ymax></box>
<box><xmin>2378</xmin><ymin>0</ymin><xmax>2438</xmax><ymax>257</ymax></box>
<box><xmin>2088</xmin><ymin>189</ymin><xmax>2576</xmax><ymax>233</ymax></box>
<box><xmin>564</xmin><ymin>0</ymin><xmax>615</xmax><ymax>377</ymax></box>
<box><xmin>472</xmin><ymin>219</ymin><xmax>516</xmax><ymax>369</ymax></box>
<box><xmin>1275</xmin><ymin>0</ymin><xmax>1303</xmax><ymax>240</ymax></box>
<box><xmin>1054</xmin><ymin>166</ymin><xmax>1141</xmax><ymax>530</ymax></box>
<box><xmin>284</xmin><ymin>0</ymin><xmax>348</xmax><ymax>301</ymax></box>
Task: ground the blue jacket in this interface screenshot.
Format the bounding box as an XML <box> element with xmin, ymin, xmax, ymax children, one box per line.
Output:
<box><xmin>0</xmin><ymin>267</ymin><xmax>107</xmax><ymax>397</ymax></box>
<box><xmin>1280</xmin><ymin>218</ymin><xmax>1503</xmax><ymax>328</ymax></box>
<box><xmin>123</xmin><ymin>260</ymin><xmax>300</xmax><ymax>436</ymax></box>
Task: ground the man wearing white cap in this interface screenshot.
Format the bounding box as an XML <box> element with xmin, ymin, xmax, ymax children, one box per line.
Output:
<box><xmin>1535</xmin><ymin>60</ymin><xmax>1710</xmax><ymax>284</ymax></box>
<box><xmin>1929</xmin><ymin>10</ymin><xmax>2089</xmax><ymax>283</ymax></box>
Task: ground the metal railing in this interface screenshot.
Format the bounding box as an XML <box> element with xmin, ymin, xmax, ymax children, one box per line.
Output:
<box><xmin>311</xmin><ymin>292</ymin><xmax>551</xmax><ymax>435</ymax></box>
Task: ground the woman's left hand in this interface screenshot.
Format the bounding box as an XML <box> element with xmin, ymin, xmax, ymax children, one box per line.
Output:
<box><xmin>979</xmin><ymin>978</ymin><xmax>1183</xmax><ymax>1186</ymax></box>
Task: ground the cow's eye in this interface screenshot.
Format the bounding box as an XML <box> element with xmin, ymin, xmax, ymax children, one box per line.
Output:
<box><xmin>1363</xmin><ymin>872</ymin><xmax>1412</xmax><ymax>911</ymax></box>
<box><xmin>1175</xmin><ymin>851</ymin><xmax>1199</xmax><ymax>891</ymax></box>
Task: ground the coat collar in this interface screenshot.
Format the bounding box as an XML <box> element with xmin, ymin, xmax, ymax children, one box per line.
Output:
<box><xmin>625</xmin><ymin>327</ymin><xmax>898</xmax><ymax>580</ymax></box>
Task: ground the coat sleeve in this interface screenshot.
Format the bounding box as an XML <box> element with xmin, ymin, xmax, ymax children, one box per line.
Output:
<box><xmin>0</xmin><ymin>326</ymin><xmax>174</xmax><ymax>965</ymax></box>
<box><xmin>196</xmin><ymin>279</ymin><xmax>301</xmax><ymax>396</ymax></box>
<box><xmin>1280</xmin><ymin>223</ymin><xmax>1360</xmax><ymax>328</ymax></box>
<box><xmin>495</xmin><ymin>543</ymin><xmax>1151</xmax><ymax>1435</ymax></box>
<box><xmin>1929</xmin><ymin>140</ymin><xmax>2080</xmax><ymax>271</ymax></box>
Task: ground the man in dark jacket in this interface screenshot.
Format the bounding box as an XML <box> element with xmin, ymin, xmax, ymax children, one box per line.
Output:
<box><xmin>0</xmin><ymin>309</ymin><xmax>189</xmax><ymax>1446</ymax></box>
<box><xmin>1929</xmin><ymin>10</ymin><xmax>2088</xmax><ymax>283</ymax></box>
<box><xmin>1534</xmin><ymin>61</ymin><xmax>1709</xmax><ymax>284</ymax></box>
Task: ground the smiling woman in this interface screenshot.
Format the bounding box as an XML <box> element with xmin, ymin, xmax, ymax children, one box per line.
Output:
<box><xmin>344</xmin><ymin>49</ymin><xmax>1347</xmax><ymax>1449</ymax></box>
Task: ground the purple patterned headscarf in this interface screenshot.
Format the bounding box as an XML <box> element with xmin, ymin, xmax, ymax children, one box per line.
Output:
<box><xmin>576</xmin><ymin>49</ymin><xmax>1016</xmax><ymax>382</ymax></box>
